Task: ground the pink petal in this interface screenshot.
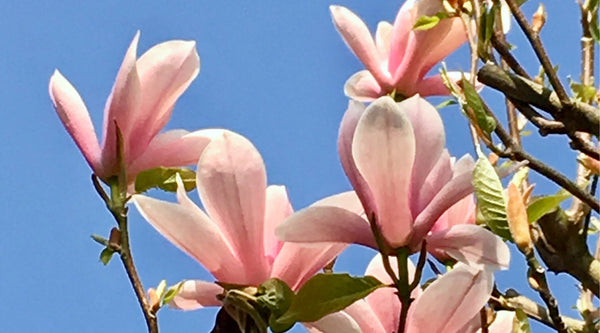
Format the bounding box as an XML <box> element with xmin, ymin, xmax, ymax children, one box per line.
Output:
<box><xmin>196</xmin><ymin>131</ymin><xmax>269</xmax><ymax>284</ymax></box>
<box><xmin>338</xmin><ymin>100</ymin><xmax>376</xmax><ymax>216</ymax></box>
<box><xmin>411</xmin><ymin>154</ymin><xmax>475</xmax><ymax>244</ymax></box>
<box><xmin>270</xmin><ymin>242</ymin><xmax>345</xmax><ymax>291</ymax></box>
<box><xmin>345</xmin><ymin>300</ymin><xmax>388</xmax><ymax>333</ymax></box>
<box><xmin>431</xmin><ymin>194</ymin><xmax>476</xmax><ymax>232</ymax></box>
<box><xmin>263</xmin><ymin>185</ymin><xmax>293</xmax><ymax>264</ymax></box>
<box><xmin>375</xmin><ymin>21</ymin><xmax>393</xmax><ymax>60</ymax></box>
<box><xmin>312</xmin><ymin>191</ymin><xmax>364</xmax><ymax>215</ymax></box>
<box><xmin>416</xmin><ymin>71</ymin><xmax>484</xmax><ymax>96</ymax></box>
<box><xmin>387</xmin><ymin>0</ymin><xmax>417</xmax><ymax>74</ymax></box>
<box><xmin>406</xmin><ymin>264</ymin><xmax>494</xmax><ymax>333</ymax></box>
<box><xmin>344</xmin><ymin>70</ymin><xmax>385</xmax><ymax>101</ymax></box>
<box><xmin>275</xmin><ymin>206</ymin><xmax>375</xmax><ymax>248</ymax></box>
<box><xmin>330</xmin><ymin>5</ymin><xmax>392</xmax><ymax>90</ymax></box>
<box><xmin>128</xmin><ymin>39</ymin><xmax>200</xmax><ymax>160</ymax></box>
<box><xmin>364</xmin><ymin>254</ymin><xmax>417</xmax><ymax>333</ymax></box>
<box><xmin>101</xmin><ymin>32</ymin><xmax>143</xmax><ymax>175</ymax></box>
<box><xmin>132</xmin><ymin>180</ymin><xmax>244</xmax><ymax>282</ymax></box>
<box><xmin>401</xmin><ymin>96</ymin><xmax>446</xmax><ymax>211</ymax></box>
<box><xmin>128</xmin><ymin>128</ymin><xmax>224</xmax><ymax>177</ymax></box>
<box><xmin>352</xmin><ymin>96</ymin><xmax>416</xmax><ymax>247</ymax></box>
<box><xmin>412</xmin><ymin>150</ymin><xmax>453</xmax><ymax>215</ymax></box>
<box><xmin>487</xmin><ymin>310</ymin><xmax>515</xmax><ymax>333</ymax></box>
<box><xmin>305</xmin><ymin>311</ymin><xmax>362</xmax><ymax>333</ymax></box>
<box><xmin>170</xmin><ymin>280</ymin><xmax>224</xmax><ymax>310</ymax></box>
<box><xmin>49</xmin><ymin>70</ymin><xmax>103</xmax><ymax>176</ymax></box>
<box><xmin>427</xmin><ymin>224</ymin><xmax>511</xmax><ymax>270</ymax></box>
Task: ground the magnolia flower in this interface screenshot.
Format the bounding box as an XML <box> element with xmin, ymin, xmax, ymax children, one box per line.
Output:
<box><xmin>133</xmin><ymin>131</ymin><xmax>344</xmax><ymax>309</ymax></box>
<box><xmin>307</xmin><ymin>254</ymin><xmax>514</xmax><ymax>333</ymax></box>
<box><xmin>331</xmin><ymin>1</ymin><xmax>468</xmax><ymax>101</ymax></box>
<box><xmin>277</xmin><ymin>96</ymin><xmax>509</xmax><ymax>269</ymax></box>
<box><xmin>50</xmin><ymin>32</ymin><xmax>218</xmax><ymax>183</ymax></box>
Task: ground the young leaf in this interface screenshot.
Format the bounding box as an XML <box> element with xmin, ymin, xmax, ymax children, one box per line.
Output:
<box><xmin>461</xmin><ymin>77</ymin><xmax>496</xmax><ymax>139</ymax></box>
<box><xmin>512</xmin><ymin>309</ymin><xmax>531</xmax><ymax>333</ymax></box>
<box><xmin>473</xmin><ymin>153</ymin><xmax>511</xmax><ymax>240</ymax></box>
<box><xmin>100</xmin><ymin>247</ymin><xmax>115</xmax><ymax>265</ymax></box>
<box><xmin>273</xmin><ymin>274</ymin><xmax>383</xmax><ymax>327</ymax></box>
<box><xmin>134</xmin><ymin>167</ymin><xmax>196</xmax><ymax>193</ymax></box>
<box><xmin>527</xmin><ymin>190</ymin><xmax>571</xmax><ymax>223</ymax></box>
<box><xmin>413</xmin><ymin>12</ymin><xmax>449</xmax><ymax>31</ymax></box>
<box><xmin>162</xmin><ymin>281</ymin><xmax>185</xmax><ymax>307</ymax></box>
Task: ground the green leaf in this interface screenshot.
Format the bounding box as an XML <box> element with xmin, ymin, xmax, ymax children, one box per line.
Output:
<box><xmin>273</xmin><ymin>274</ymin><xmax>384</xmax><ymax>327</ymax></box>
<box><xmin>569</xmin><ymin>78</ymin><xmax>597</xmax><ymax>103</ymax></box>
<box><xmin>162</xmin><ymin>281</ymin><xmax>184</xmax><ymax>306</ymax></box>
<box><xmin>473</xmin><ymin>153</ymin><xmax>512</xmax><ymax>240</ymax></box>
<box><xmin>477</xmin><ymin>2</ymin><xmax>497</xmax><ymax>59</ymax></box>
<box><xmin>461</xmin><ymin>76</ymin><xmax>496</xmax><ymax>138</ymax></box>
<box><xmin>512</xmin><ymin>308</ymin><xmax>531</xmax><ymax>333</ymax></box>
<box><xmin>527</xmin><ymin>190</ymin><xmax>571</xmax><ymax>223</ymax></box>
<box><xmin>435</xmin><ymin>99</ymin><xmax>457</xmax><ymax>109</ymax></box>
<box><xmin>100</xmin><ymin>247</ymin><xmax>115</xmax><ymax>265</ymax></box>
<box><xmin>258</xmin><ymin>279</ymin><xmax>295</xmax><ymax>333</ymax></box>
<box><xmin>413</xmin><ymin>12</ymin><xmax>449</xmax><ymax>31</ymax></box>
<box><xmin>134</xmin><ymin>167</ymin><xmax>196</xmax><ymax>193</ymax></box>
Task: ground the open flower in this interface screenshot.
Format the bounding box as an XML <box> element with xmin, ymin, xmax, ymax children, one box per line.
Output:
<box><xmin>133</xmin><ymin>130</ymin><xmax>343</xmax><ymax>309</ymax></box>
<box><xmin>277</xmin><ymin>96</ymin><xmax>509</xmax><ymax>269</ymax></box>
<box><xmin>307</xmin><ymin>254</ymin><xmax>513</xmax><ymax>333</ymax></box>
<box><xmin>50</xmin><ymin>32</ymin><xmax>217</xmax><ymax>183</ymax></box>
<box><xmin>331</xmin><ymin>1</ymin><xmax>467</xmax><ymax>100</ymax></box>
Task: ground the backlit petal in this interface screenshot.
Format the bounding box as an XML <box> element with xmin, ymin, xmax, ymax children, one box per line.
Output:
<box><xmin>169</xmin><ymin>280</ymin><xmax>224</xmax><ymax>310</ymax></box>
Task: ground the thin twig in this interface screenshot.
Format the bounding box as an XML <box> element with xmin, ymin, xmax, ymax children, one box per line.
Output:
<box><xmin>504</xmin><ymin>0</ymin><xmax>570</xmax><ymax>103</ymax></box>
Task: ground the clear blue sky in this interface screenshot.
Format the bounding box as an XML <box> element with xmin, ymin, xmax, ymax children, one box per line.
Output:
<box><xmin>0</xmin><ymin>1</ymin><xmax>595</xmax><ymax>332</ymax></box>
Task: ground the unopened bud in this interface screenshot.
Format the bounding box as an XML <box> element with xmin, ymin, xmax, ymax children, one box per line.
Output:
<box><xmin>578</xmin><ymin>154</ymin><xmax>600</xmax><ymax>175</ymax></box>
<box><xmin>148</xmin><ymin>288</ymin><xmax>160</xmax><ymax>309</ymax></box>
<box><xmin>108</xmin><ymin>227</ymin><xmax>121</xmax><ymax>250</ymax></box>
<box><xmin>531</xmin><ymin>4</ymin><xmax>547</xmax><ymax>34</ymax></box>
<box><xmin>507</xmin><ymin>183</ymin><xmax>533</xmax><ymax>255</ymax></box>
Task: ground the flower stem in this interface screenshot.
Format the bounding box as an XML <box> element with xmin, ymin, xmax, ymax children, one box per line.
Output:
<box><xmin>395</xmin><ymin>247</ymin><xmax>412</xmax><ymax>333</ymax></box>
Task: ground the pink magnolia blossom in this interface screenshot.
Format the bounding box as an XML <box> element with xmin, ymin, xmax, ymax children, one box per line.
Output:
<box><xmin>331</xmin><ymin>1</ymin><xmax>467</xmax><ymax>101</ymax></box>
<box><xmin>50</xmin><ymin>32</ymin><xmax>218</xmax><ymax>183</ymax></box>
<box><xmin>307</xmin><ymin>254</ymin><xmax>514</xmax><ymax>333</ymax></box>
<box><xmin>277</xmin><ymin>96</ymin><xmax>510</xmax><ymax>269</ymax></box>
<box><xmin>132</xmin><ymin>130</ymin><xmax>344</xmax><ymax>309</ymax></box>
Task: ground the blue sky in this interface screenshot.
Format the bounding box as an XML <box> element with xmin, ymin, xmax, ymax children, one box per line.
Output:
<box><xmin>0</xmin><ymin>1</ymin><xmax>596</xmax><ymax>332</ymax></box>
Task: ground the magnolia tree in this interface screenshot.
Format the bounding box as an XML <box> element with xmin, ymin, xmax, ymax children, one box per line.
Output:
<box><xmin>50</xmin><ymin>0</ymin><xmax>599</xmax><ymax>332</ymax></box>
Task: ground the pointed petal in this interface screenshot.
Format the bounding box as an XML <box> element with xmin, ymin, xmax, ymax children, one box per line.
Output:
<box><xmin>312</xmin><ymin>191</ymin><xmax>364</xmax><ymax>215</ymax></box>
<box><xmin>416</xmin><ymin>72</ymin><xmax>483</xmax><ymax>96</ymax></box>
<box><xmin>338</xmin><ymin>100</ymin><xmax>376</xmax><ymax>216</ymax></box>
<box><xmin>49</xmin><ymin>70</ymin><xmax>103</xmax><ymax>176</ymax></box>
<box><xmin>330</xmin><ymin>5</ymin><xmax>392</xmax><ymax>89</ymax></box>
<box><xmin>101</xmin><ymin>32</ymin><xmax>143</xmax><ymax>174</ymax></box>
<box><xmin>196</xmin><ymin>131</ymin><xmax>269</xmax><ymax>284</ymax></box>
<box><xmin>353</xmin><ymin>96</ymin><xmax>416</xmax><ymax>247</ymax></box>
<box><xmin>344</xmin><ymin>70</ymin><xmax>385</xmax><ymax>101</ymax></box>
<box><xmin>305</xmin><ymin>311</ymin><xmax>362</xmax><ymax>333</ymax></box>
<box><xmin>375</xmin><ymin>21</ymin><xmax>393</xmax><ymax>59</ymax></box>
<box><xmin>128</xmin><ymin>128</ymin><xmax>224</xmax><ymax>177</ymax></box>
<box><xmin>132</xmin><ymin>185</ymin><xmax>244</xmax><ymax>282</ymax></box>
<box><xmin>401</xmin><ymin>96</ymin><xmax>445</xmax><ymax>210</ymax></box>
<box><xmin>406</xmin><ymin>264</ymin><xmax>494</xmax><ymax>333</ymax></box>
<box><xmin>271</xmin><ymin>242</ymin><xmax>345</xmax><ymax>291</ymax></box>
<box><xmin>128</xmin><ymin>39</ymin><xmax>200</xmax><ymax>159</ymax></box>
<box><xmin>263</xmin><ymin>185</ymin><xmax>293</xmax><ymax>263</ymax></box>
<box><xmin>276</xmin><ymin>206</ymin><xmax>375</xmax><ymax>248</ymax></box>
<box><xmin>387</xmin><ymin>0</ymin><xmax>417</xmax><ymax>74</ymax></box>
<box><xmin>427</xmin><ymin>224</ymin><xmax>511</xmax><ymax>270</ymax></box>
<box><xmin>170</xmin><ymin>280</ymin><xmax>224</xmax><ymax>310</ymax></box>
<box><xmin>411</xmin><ymin>154</ymin><xmax>475</xmax><ymax>243</ymax></box>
